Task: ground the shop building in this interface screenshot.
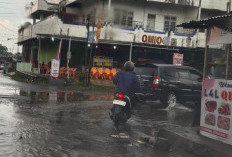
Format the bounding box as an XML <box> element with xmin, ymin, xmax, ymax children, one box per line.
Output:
<box><xmin>17</xmin><ymin>0</ymin><xmax>229</xmax><ymax>74</ymax></box>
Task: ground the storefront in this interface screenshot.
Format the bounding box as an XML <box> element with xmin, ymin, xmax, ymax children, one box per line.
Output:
<box><xmin>180</xmin><ymin>14</ymin><xmax>232</xmax><ymax>145</ymax></box>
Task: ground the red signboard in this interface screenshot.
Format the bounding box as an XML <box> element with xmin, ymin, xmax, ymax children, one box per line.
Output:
<box><xmin>173</xmin><ymin>53</ymin><xmax>183</xmax><ymax>66</ymax></box>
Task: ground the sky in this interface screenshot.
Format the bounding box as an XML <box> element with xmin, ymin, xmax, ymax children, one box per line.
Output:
<box><xmin>0</xmin><ymin>0</ymin><xmax>31</xmax><ymax>53</ymax></box>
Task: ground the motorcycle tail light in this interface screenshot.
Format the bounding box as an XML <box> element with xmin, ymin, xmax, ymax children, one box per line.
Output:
<box><xmin>118</xmin><ymin>93</ymin><xmax>124</xmax><ymax>99</ymax></box>
<box><xmin>152</xmin><ymin>76</ymin><xmax>159</xmax><ymax>88</ymax></box>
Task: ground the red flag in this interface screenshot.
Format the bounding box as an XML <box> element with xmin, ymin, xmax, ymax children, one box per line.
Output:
<box><xmin>57</xmin><ymin>39</ymin><xmax>62</xmax><ymax>59</ymax></box>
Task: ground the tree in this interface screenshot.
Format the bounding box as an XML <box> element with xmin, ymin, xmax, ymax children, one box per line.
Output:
<box><xmin>0</xmin><ymin>45</ymin><xmax>11</xmax><ymax>57</ymax></box>
<box><xmin>14</xmin><ymin>52</ymin><xmax>22</xmax><ymax>61</ymax></box>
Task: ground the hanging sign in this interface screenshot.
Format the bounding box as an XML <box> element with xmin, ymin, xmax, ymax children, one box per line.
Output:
<box><xmin>50</xmin><ymin>59</ymin><xmax>60</xmax><ymax>79</ymax></box>
<box><xmin>201</xmin><ymin>78</ymin><xmax>232</xmax><ymax>145</ymax></box>
<box><xmin>173</xmin><ymin>53</ymin><xmax>183</xmax><ymax>66</ymax></box>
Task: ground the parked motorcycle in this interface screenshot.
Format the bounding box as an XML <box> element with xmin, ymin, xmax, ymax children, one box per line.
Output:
<box><xmin>110</xmin><ymin>93</ymin><xmax>132</xmax><ymax>130</ymax></box>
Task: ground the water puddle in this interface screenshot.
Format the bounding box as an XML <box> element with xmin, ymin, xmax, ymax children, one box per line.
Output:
<box><xmin>18</xmin><ymin>90</ymin><xmax>114</xmax><ymax>104</ymax></box>
<box><xmin>0</xmin><ymin>87</ymin><xmax>20</xmax><ymax>97</ymax></box>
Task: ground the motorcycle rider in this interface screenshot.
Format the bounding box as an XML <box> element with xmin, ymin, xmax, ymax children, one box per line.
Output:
<box><xmin>113</xmin><ymin>61</ymin><xmax>140</xmax><ymax>108</ymax></box>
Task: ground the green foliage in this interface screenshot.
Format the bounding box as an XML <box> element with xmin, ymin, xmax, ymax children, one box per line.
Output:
<box><xmin>0</xmin><ymin>45</ymin><xmax>11</xmax><ymax>57</ymax></box>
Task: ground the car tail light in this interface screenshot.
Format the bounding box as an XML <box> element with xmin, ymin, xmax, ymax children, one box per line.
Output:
<box><xmin>118</xmin><ymin>93</ymin><xmax>124</xmax><ymax>99</ymax></box>
<box><xmin>152</xmin><ymin>76</ymin><xmax>159</xmax><ymax>88</ymax></box>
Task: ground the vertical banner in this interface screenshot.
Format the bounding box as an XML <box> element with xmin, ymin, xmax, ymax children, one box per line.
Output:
<box><xmin>201</xmin><ymin>78</ymin><xmax>232</xmax><ymax>145</ymax></box>
<box><xmin>50</xmin><ymin>59</ymin><xmax>60</xmax><ymax>79</ymax></box>
<box><xmin>173</xmin><ymin>53</ymin><xmax>183</xmax><ymax>66</ymax></box>
<box><xmin>96</xmin><ymin>20</ymin><xmax>101</xmax><ymax>42</ymax></box>
<box><xmin>57</xmin><ymin>39</ymin><xmax>62</xmax><ymax>60</ymax></box>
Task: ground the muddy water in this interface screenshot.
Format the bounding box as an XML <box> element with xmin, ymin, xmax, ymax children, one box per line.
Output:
<box><xmin>0</xmin><ymin>72</ymin><xmax>197</xmax><ymax>157</ymax></box>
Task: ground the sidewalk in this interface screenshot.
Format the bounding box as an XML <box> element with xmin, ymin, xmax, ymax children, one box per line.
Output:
<box><xmin>157</xmin><ymin>125</ymin><xmax>232</xmax><ymax>157</ymax></box>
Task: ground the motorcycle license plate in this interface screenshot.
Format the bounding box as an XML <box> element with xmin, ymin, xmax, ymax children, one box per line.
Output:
<box><xmin>113</xmin><ymin>100</ymin><xmax>126</xmax><ymax>106</ymax></box>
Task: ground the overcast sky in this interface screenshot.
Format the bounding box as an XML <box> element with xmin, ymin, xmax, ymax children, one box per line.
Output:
<box><xmin>0</xmin><ymin>0</ymin><xmax>31</xmax><ymax>53</ymax></box>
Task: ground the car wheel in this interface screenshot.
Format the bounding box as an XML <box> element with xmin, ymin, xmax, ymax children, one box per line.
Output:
<box><xmin>161</xmin><ymin>92</ymin><xmax>177</xmax><ymax>108</ymax></box>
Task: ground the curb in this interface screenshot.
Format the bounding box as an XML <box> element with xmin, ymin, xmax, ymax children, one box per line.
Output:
<box><xmin>158</xmin><ymin>127</ymin><xmax>232</xmax><ymax>157</ymax></box>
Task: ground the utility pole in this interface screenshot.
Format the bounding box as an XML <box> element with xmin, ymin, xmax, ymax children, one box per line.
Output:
<box><xmin>230</xmin><ymin>0</ymin><xmax>232</xmax><ymax>12</ymax></box>
<box><xmin>85</xmin><ymin>15</ymin><xmax>90</xmax><ymax>70</ymax></box>
<box><xmin>38</xmin><ymin>35</ymin><xmax>41</xmax><ymax>74</ymax></box>
<box><xmin>87</xmin><ymin>18</ymin><xmax>96</xmax><ymax>86</ymax></box>
<box><xmin>84</xmin><ymin>15</ymin><xmax>90</xmax><ymax>85</ymax></box>
<box><xmin>108</xmin><ymin>0</ymin><xmax>111</xmax><ymax>21</ymax></box>
<box><xmin>129</xmin><ymin>43</ymin><xmax>132</xmax><ymax>61</ymax></box>
<box><xmin>67</xmin><ymin>37</ymin><xmax>71</xmax><ymax>79</ymax></box>
<box><xmin>196</xmin><ymin>0</ymin><xmax>202</xmax><ymax>47</ymax></box>
<box><xmin>228</xmin><ymin>0</ymin><xmax>231</xmax><ymax>13</ymax></box>
<box><xmin>198</xmin><ymin>0</ymin><xmax>202</xmax><ymax>20</ymax></box>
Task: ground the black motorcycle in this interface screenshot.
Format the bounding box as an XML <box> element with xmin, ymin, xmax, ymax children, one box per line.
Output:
<box><xmin>110</xmin><ymin>93</ymin><xmax>132</xmax><ymax>130</ymax></box>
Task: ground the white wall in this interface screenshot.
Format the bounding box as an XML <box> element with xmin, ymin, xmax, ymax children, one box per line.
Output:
<box><xmin>20</xmin><ymin>0</ymin><xmax>228</xmax><ymax>49</ymax></box>
<box><xmin>201</xmin><ymin>0</ymin><xmax>228</xmax><ymax>11</ymax></box>
<box><xmin>18</xmin><ymin>14</ymin><xmax>204</xmax><ymax>48</ymax></box>
<box><xmin>75</xmin><ymin>0</ymin><xmax>198</xmax><ymax>32</ymax></box>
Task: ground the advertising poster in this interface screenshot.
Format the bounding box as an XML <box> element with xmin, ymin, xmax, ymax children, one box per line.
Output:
<box><xmin>50</xmin><ymin>59</ymin><xmax>60</xmax><ymax>79</ymax></box>
<box><xmin>201</xmin><ymin>78</ymin><xmax>232</xmax><ymax>145</ymax></box>
<box><xmin>173</xmin><ymin>53</ymin><xmax>183</xmax><ymax>66</ymax></box>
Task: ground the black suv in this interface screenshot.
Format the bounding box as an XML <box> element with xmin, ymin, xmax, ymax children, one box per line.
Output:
<box><xmin>134</xmin><ymin>64</ymin><xmax>202</xmax><ymax>108</ymax></box>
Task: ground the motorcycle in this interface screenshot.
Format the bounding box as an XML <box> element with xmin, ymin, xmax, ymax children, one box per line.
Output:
<box><xmin>110</xmin><ymin>93</ymin><xmax>132</xmax><ymax>130</ymax></box>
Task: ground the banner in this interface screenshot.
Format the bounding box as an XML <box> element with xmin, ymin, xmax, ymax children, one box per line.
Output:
<box><xmin>201</xmin><ymin>78</ymin><xmax>232</xmax><ymax>145</ymax></box>
<box><xmin>96</xmin><ymin>20</ymin><xmax>101</xmax><ymax>41</ymax></box>
<box><xmin>50</xmin><ymin>59</ymin><xmax>60</xmax><ymax>79</ymax></box>
<box><xmin>57</xmin><ymin>39</ymin><xmax>62</xmax><ymax>60</ymax></box>
<box><xmin>173</xmin><ymin>53</ymin><xmax>183</xmax><ymax>66</ymax></box>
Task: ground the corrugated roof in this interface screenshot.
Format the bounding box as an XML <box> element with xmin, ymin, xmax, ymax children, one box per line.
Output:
<box><xmin>178</xmin><ymin>13</ymin><xmax>232</xmax><ymax>30</ymax></box>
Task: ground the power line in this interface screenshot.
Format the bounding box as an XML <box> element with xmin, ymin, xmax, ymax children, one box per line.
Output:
<box><xmin>0</xmin><ymin>23</ymin><xmax>17</xmax><ymax>32</ymax></box>
<box><xmin>0</xmin><ymin>2</ymin><xmax>14</xmax><ymax>4</ymax></box>
<box><xmin>0</xmin><ymin>2</ymin><xmax>25</xmax><ymax>5</ymax></box>
<box><xmin>0</xmin><ymin>7</ymin><xmax>16</xmax><ymax>10</ymax></box>
<box><xmin>0</xmin><ymin>13</ymin><xmax>16</xmax><ymax>14</ymax></box>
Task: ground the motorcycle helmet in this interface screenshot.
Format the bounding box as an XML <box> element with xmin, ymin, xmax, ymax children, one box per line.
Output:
<box><xmin>124</xmin><ymin>61</ymin><xmax>134</xmax><ymax>71</ymax></box>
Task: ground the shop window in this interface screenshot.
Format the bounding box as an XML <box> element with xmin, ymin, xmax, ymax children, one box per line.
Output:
<box><xmin>113</xmin><ymin>9</ymin><xmax>134</xmax><ymax>28</ymax></box>
<box><xmin>147</xmin><ymin>14</ymin><xmax>156</xmax><ymax>31</ymax></box>
<box><xmin>206</xmin><ymin>44</ymin><xmax>227</xmax><ymax>79</ymax></box>
<box><xmin>164</xmin><ymin>16</ymin><xmax>176</xmax><ymax>31</ymax></box>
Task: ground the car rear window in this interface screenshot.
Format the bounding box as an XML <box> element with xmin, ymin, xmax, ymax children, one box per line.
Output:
<box><xmin>134</xmin><ymin>67</ymin><xmax>157</xmax><ymax>76</ymax></box>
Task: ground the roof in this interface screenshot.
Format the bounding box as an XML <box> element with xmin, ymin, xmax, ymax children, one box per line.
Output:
<box><xmin>178</xmin><ymin>13</ymin><xmax>232</xmax><ymax>31</ymax></box>
<box><xmin>135</xmin><ymin>63</ymin><xmax>202</xmax><ymax>73</ymax></box>
<box><xmin>135</xmin><ymin>63</ymin><xmax>185</xmax><ymax>67</ymax></box>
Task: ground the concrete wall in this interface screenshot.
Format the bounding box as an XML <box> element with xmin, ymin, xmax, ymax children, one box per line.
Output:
<box><xmin>29</xmin><ymin>0</ymin><xmax>60</xmax><ymax>15</ymax></box>
<box><xmin>201</xmin><ymin>0</ymin><xmax>228</xmax><ymax>11</ymax></box>
<box><xmin>40</xmin><ymin>40</ymin><xmax>59</xmax><ymax>64</ymax></box>
<box><xmin>16</xmin><ymin>62</ymin><xmax>32</xmax><ymax>73</ymax></box>
<box><xmin>18</xmin><ymin>14</ymin><xmax>205</xmax><ymax>48</ymax></box>
<box><xmin>19</xmin><ymin>0</ymin><xmax>228</xmax><ymax>49</ymax></box>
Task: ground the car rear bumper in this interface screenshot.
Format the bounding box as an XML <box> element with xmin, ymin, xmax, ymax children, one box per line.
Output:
<box><xmin>135</xmin><ymin>88</ymin><xmax>163</xmax><ymax>100</ymax></box>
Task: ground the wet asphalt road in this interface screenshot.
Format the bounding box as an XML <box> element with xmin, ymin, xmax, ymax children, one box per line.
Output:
<box><xmin>0</xmin><ymin>72</ymin><xmax>198</xmax><ymax>157</ymax></box>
